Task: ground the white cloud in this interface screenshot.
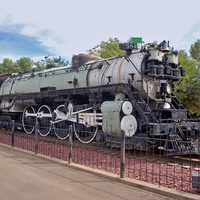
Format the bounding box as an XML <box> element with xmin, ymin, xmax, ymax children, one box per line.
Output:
<box><xmin>0</xmin><ymin>0</ymin><xmax>200</xmax><ymax>58</ymax></box>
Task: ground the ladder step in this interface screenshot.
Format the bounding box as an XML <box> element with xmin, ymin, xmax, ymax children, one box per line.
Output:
<box><xmin>138</xmin><ymin>101</ymin><xmax>145</xmax><ymax>104</ymax></box>
<box><xmin>144</xmin><ymin>112</ymin><xmax>150</xmax><ymax>115</ymax></box>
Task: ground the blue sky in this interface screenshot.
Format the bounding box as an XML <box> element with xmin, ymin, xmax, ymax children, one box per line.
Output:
<box><xmin>0</xmin><ymin>0</ymin><xmax>199</xmax><ymax>62</ymax></box>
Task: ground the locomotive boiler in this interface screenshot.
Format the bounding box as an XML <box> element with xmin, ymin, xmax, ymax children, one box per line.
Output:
<box><xmin>0</xmin><ymin>38</ymin><xmax>199</xmax><ymax>155</ymax></box>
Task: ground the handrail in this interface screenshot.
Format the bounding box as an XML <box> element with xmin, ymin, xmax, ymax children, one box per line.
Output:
<box><xmin>124</xmin><ymin>54</ymin><xmax>149</xmax><ymax>106</ymax></box>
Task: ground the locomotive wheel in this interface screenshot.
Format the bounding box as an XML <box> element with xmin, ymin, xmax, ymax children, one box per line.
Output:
<box><xmin>22</xmin><ymin>106</ymin><xmax>36</xmax><ymax>134</ymax></box>
<box><xmin>53</xmin><ymin>105</ymin><xmax>70</xmax><ymax>140</ymax></box>
<box><xmin>74</xmin><ymin>119</ymin><xmax>98</xmax><ymax>143</ymax></box>
<box><xmin>37</xmin><ymin>105</ymin><xmax>52</xmax><ymax>137</ymax></box>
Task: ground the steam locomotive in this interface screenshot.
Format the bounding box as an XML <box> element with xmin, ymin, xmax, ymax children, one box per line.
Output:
<box><xmin>0</xmin><ymin>38</ymin><xmax>199</xmax><ymax>155</ymax></box>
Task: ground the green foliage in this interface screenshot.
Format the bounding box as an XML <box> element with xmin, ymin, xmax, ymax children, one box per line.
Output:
<box><xmin>15</xmin><ymin>57</ymin><xmax>33</xmax><ymax>72</ymax></box>
<box><xmin>88</xmin><ymin>38</ymin><xmax>125</xmax><ymax>58</ymax></box>
<box><xmin>190</xmin><ymin>39</ymin><xmax>200</xmax><ymax>76</ymax></box>
<box><xmin>0</xmin><ymin>58</ymin><xmax>15</xmax><ymax>73</ymax></box>
<box><xmin>175</xmin><ymin>50</ymin><xmax>200</xmax><ymax>117</ymax></box>
<box><xmin>0</xmin><ymin>57</ymin><xmax>33</xmax><ymax>74</ymax></box>
<box><xmin>0</xmin><ymin>56</ymin><xmax>69</xmax><ymax>74</ymax></box>
<box><xmin>190</xmin><ymin>39</ymin><xmax>200</xmax><ymax>62</ymax></box>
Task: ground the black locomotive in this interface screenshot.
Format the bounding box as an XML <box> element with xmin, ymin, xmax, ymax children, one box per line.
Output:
<box><xmin>0</xmin><ymin>38</ymin><xmax>199</xmax><ymax>155</ymax></box>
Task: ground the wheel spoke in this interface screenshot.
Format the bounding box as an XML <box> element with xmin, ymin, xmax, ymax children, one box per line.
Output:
<box><xmin>53</xmin><ymin>105</ymin><xmax>70</xmax><ymax>139</ymax></box>
<box><xmin>74</xmin><ymin>118</ymin><xmax>97</xmax><ymax>143</ymax></box>
<box><xmin>22</xmin><ymin>106</ymin><xmax>36</xmax><ymax>134</ymax></box>
<box><xmin>37</xmin><ymin>105</ymin><xmax>52</xmax><ymax>136</ymax></box>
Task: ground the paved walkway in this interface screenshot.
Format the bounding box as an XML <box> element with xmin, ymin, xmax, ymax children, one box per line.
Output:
<box><xmin>0</xmin><ymin>144</ymin><xmax>198</xmax><ymax>200</ymax></box>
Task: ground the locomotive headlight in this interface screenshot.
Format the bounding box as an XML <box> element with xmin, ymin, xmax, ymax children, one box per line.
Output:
<box><xmin>166</xmin><ymin>84</ymin><xmax>172</xmax><ymax>94</ymax></box>
<box><xmin>160</xmin><ymin>80</ymin><xmax>172</xmax><ymax>95</ymax></box>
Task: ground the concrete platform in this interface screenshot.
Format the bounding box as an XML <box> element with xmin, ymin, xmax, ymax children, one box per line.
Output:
<box><xmin>0</xmin><ymin>143</ymin><xmax>199</xmax><ymax>200</ymax></box>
